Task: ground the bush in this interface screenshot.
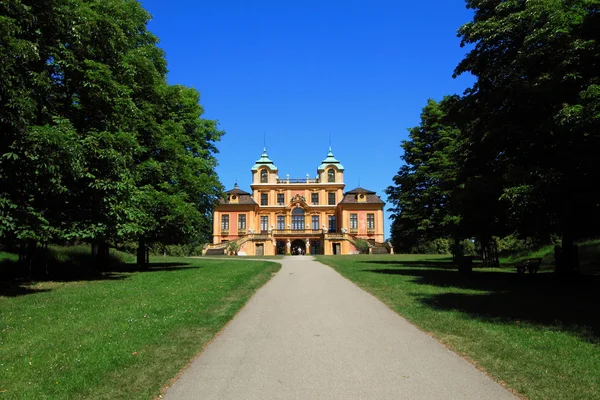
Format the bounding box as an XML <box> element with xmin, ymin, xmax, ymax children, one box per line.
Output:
<box><xmin>353</xmin><ymin>238</ymin><xmax>371</xmax><ymax>254</ymax></box>
<box><xmin>148</xmin><ymin>243</ymin><xmax>206</xmax><ymax>257</ymax></box>
<box><xmin>410</xmin><ymin>238</ymin><xmax>452</xmax><ymax>254</ymax></box>
<box><xmin>494</xmin><ymin>234</ymin><xmax>535</xmax><ymax>257</ymax></box>
<box><xmin>226</xmin><ymin>241</ymin><xmax>240</xmax><ymax>255</ymax></box>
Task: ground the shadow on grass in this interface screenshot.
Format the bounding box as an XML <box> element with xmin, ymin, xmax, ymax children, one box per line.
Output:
<box><xmin>366</xmin><ymin>267</ymin><xmax>600</xmax><ymax>341</ymax></box>
<box><xmin>0</xmin><ymin>260</ymin><xmax>195</xmax><ymax>297</ymax></box>
<box><xmin>360</xmin><ymin>259</ymin><xmax>454</xmax><ymax>267</ymax></box>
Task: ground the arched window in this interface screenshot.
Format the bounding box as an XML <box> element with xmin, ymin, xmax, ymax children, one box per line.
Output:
<box><xmin>260</xmin><ymin>169</ymin><xmax>268</xmax><ymax>183</ymax></box>
<box><xmin>328</xmin><ymin>169</ymin><xmax>335</xmax><ymax>182</ymax></box>
<box><xmin>292</xmin><ymin>208</ymin><xmax>305</xmax><ymax>230</ymax></box>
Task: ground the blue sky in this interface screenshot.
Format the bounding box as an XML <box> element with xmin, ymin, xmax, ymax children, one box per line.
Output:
<box><xmin>139</xmin><ymin>0</ymin><xmax>475</xmax><ymax>238</ymax></box>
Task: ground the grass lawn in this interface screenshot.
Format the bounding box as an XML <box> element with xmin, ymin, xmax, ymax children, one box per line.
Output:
<box><xmin>316</xmin><ymin>254</ymin><xmax>600</xmax><ymax>400</ymax></box>
<box><xmin>0</xmin><ymin>257</ymin><xmax>280</xmax><ymax>399</ymax></box>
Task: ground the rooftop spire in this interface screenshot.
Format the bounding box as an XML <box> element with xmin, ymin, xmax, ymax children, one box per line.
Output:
<box><xmin>318</xmin><ymin>146</ymin><xmax>345</xmax><ymax>171</ymax></box>
<box><xmin>251</xmin><ymin>147</ymin><xmax>278</xmax><ymax>171</ymax></box>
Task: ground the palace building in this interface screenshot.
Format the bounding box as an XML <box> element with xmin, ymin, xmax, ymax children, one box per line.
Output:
<box><xmin>203</xmin><ymin>148</ymin><xmax>390</xmax><ymax>256</ymax></box>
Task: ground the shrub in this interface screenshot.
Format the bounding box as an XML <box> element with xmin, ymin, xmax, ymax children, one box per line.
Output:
<box><xmin>353</xmin><ymin>238</ymin><xmax>371</xmax><ymax>254</ymax></box>
<box><xmin>226</xmin><ymin>241</ymin><xmax>240</xmax><ymax>255</ymax></box>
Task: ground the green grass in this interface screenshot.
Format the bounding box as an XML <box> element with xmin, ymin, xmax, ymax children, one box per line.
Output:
<box><xmin>0</xmin><ymin>257</ymin><xmax>280</xmax><ymax>399</ymax></box>
<box><xmin>316</xmin><ymin>254</ymin><xmax>600</xmax><ymax>400</ymax></box>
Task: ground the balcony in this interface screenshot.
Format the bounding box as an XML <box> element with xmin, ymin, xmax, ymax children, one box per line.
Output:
<box><xmin>276</xmin><ymin>178</ymin><xmax>320</xmax><ymax>184</ymax></box>
<box><xmin>272</xmin><ymin>229</ymin><xmax>323</xmax><ymax>236</ymax></box>
<box><xmin>367</xmin><ymin>228</ymin><xmax>375</xmax><ymax>234</ymax></box>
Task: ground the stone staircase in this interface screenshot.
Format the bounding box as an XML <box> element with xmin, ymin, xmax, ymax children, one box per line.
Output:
<box><xmin>202</xmin><ymin>235</ymin><xmax>252</xmax><ymax>256</ymax></box>
<box><xmin>204</xmin><ymin>248</ymin><xmax>225</xmax><ymax>256</ymax></box>
<box><xmin>347</xmin><ymin>236</ymin><xmax>392</xmax><ymax>254</ymax></box>
<box><xmin>371</xmin><ymin>246</ymin><xmax>390</xmax><ymax>254</ymax></box>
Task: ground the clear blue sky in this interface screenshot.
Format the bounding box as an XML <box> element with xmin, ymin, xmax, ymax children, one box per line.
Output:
<box><xmin>139</xmin><ymin>0</ymin><xmax>475</xmax><ymax>238</ymax></box>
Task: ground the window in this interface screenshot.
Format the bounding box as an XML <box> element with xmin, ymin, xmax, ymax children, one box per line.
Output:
<box><xmin>238</xmin><ymin>214</ymin><xmax>246</xmax><ymax>230</ymax></box>
<box><xmin>221</xmin><ymin>214</ymin><xmax>229</xmax><ymax>231</ymax></box>
<box><xmin>277</xmin><ymin>215</ymin><xmax>285</xmax><ymax>230</ymax></box>
<box><xmin>367</xmin><ymin>213</ymin><xmax>375</xmax><ymax>230</ymax></box>
<box><xmin>260</xmin><ymin>216</ymin><xmax>269</xmax><ymax>232</ymax></box>
<box><xmin>311</xmin><ymin>192</ymin><xmax>319</xmax><ymax>205</ymax></box>
<box><xmin>328</xmin><ymin>192</ymin><xmax>336</xmax><ymax>205</ymax></box>
<box><xmin>350</xmin><ymin>213</ymin><xmax>358</xmax><ymax>229</ymax></box>
<box><xmin>328</xmin><ymin>215</ymin><xmax>336</xmax><ymax>232</ymax></box>
<box><xmin>292</xmin><ymin>208</ymin><xmax>305</xmax><ymax>230</ymax></box>
<box><xmin>261</xmin><ymin>193</ymin><xmax>268</xmax><ymax>206</ymax></box>
<box><xmin>277</xmin><ymin>193</ymin><xmax>284</xmax><ymax>205</ymax></box>
<box><xmin>260</xmin><ymin>169</ymin><xmax>268</xmax><ymax>183</ymax></box>
<box><xmin>311</xmin><ymin>215</ymin><xmax>320</xmax><ymax>230</ymax></box>
<box><xmin>328</xmin><ymin>169</ymin><xmax>335</xmax><ymax>182</ymax></box>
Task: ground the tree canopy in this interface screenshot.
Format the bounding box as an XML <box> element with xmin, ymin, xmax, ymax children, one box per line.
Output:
<box><xmin>0</xmin><ymin>0</ymin><xmax>223</xmax><ymax>261</ymax></box>
<box><xmin>387</xmin><ymin>0</ymin><xmax>600</xmax><ymax>270</ymax></box>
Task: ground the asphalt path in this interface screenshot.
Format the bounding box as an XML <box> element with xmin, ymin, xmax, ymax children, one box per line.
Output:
<box><xmin>163</xmin><ymin>256</ymin><xmax>516</xmax><ymax>399</ymax></box>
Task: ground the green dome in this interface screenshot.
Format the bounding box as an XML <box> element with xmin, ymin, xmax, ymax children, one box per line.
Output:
<box><xmin>251</xmin><ymin>148</ymin><xmax>278</xmax><ymax>171</ymax></box>
<box><xmin>318</xmin><ymin>147</ymin><xmax>344</xmax><ymax>171</ymax></box>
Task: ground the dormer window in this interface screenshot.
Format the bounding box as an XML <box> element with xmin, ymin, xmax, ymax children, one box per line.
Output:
<box><xmin>328</xmin><ymin>169</ymin><xmax>335</xmax><ymax>182</ymax></box>
<box><xmin>260</xmin><ymin>169</ymin><xmax>268</xmax><ymax>183</ymax></box>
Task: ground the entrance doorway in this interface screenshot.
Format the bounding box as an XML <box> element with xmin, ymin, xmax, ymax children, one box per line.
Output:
<box><xmin>332</xmin><ymin>243</ymin><xmax>340</xmax><ymax>255</ymax></box>
<box><xmin>291</xmin><ymin>239</ymin><xmax>306</xmax><ymax>255</ymax></box>
<box><xmin>276</xmin><ymin>240</ymin><xmax>286</xmax><ymax>255</ymax></box>
<box><xmin>310</xmin><ymin>240</ymin><xmax>320</xmax><ymax>255</ymax></box>
<box><xmin>255</xmin><ymin>243</ymin><xmax>264</xmax><ymax>256</ymax></box>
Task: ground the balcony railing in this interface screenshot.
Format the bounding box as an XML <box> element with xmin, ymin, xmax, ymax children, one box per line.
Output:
<box><xmin>276</xmin><ymin>178</ymin><xmax>320</xmax><ymax>184</ymax></box>
<box><xmin>272</xmin><ymin>229</ymin><xmax>323</xmax><ymax>236</ymax></box>
<box><xmin>367</xmin><ymin>228</ymin><xmax>375</xmax><ymax>234</ymax></box>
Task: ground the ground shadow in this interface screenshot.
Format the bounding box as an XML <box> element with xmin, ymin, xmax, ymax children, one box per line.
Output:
<box><xmin>366</xmin><ymin>267</ymin><xmax>600</xmax><ymax>341</ymax></box>
<box><xmin>0</xmin><ymin>260</ymin><xmax>196</xmax><ymax>297</ymax></box>
<box><xmin>360</xmin><ymin>260</ymin><xmax>455</xmax><ymax>267</ymax></box>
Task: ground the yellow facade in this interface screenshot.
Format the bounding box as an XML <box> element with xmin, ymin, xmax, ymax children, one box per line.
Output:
<box><xmin>206</xmin><ymin>148</ymin><xmax>388</xmax><ymax>256</ymax></box>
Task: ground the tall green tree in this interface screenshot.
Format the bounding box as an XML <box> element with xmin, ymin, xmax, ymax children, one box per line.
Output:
<box><xmin>455</xmin><ymin>0</ymin><xmax>600</xmax><ymax>271</ymax></box>
<box><xmin>386</xmin><ymin>96</ymin><xmax>461</xmax><ymax>252</ymax></box>
<box><xmin>0</xmin><ymin>0</ymin><xmax>224</xmax><ymax>270</ymax></box>
<box><xmin>134</xmin><ymin>84</ymin><xmax>224</xmax><ymax>263</ymax></box>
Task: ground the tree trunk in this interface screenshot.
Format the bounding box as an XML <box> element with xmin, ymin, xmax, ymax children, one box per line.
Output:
<box><xmin>557</xmin><ymin>234</ymin><xmax>578</xmax><ymax>275</ymax></box>
<box><xmin>137</xmin><ymin>236</ymin><xmax>147</xmax><ymax>268</ymax></box>
<box><xmin>91</xmin><ymin>240</ymin><xmax>110</xmax><ymax>272</ymax></box>
<box><xmin>480</xmin><ymin>237</ymin><xmax>499</xmax><ymax>268</ymax></box>
<box><xmin>452</xmin><ymin>236</ymin><xmax>461</xmax><ymax>263</ymax></box>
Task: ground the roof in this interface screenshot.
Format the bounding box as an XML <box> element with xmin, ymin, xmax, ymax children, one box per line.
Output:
<box><xmin>339</xmin><ymin>187</ymin><xmax>385</xmax><ymax>204</ymax></box>
<box><xmin>251</xmin><ymin>148</ymin><xmax>278</xmax><ymax>171</ymax></box>
<box><xmin>218</xmin><ymin>183</ymin><xmax>257</xmax><ymax>205</ymax></box>
<box><xmin>345</xmin><ymin>187</ymin><xmax>377</xmax><ymax>195</ymax></box>
<box><xmin>317</xmin><ymin>147</ymin><xmax>345</xmax><ymax>171</ymax></box>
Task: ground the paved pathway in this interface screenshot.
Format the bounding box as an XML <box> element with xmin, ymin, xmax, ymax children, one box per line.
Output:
<box><xmin>164</xmin><ymin>256</ymin><xmax>516</xmax><ymax>399</ymax></box>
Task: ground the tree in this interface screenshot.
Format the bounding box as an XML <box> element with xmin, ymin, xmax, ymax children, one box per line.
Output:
<box><xmin>0</xmin><ymin>0</ymin><xmax>224</xmax><ymax>272</ymax></box>
<box><xmin>455</xmin><ymin>0</ymin><xmax>600</xmax><ymax>272</ymax></box>
<box><xmin>386</xmin><ymin>96</ymin><xmax>461</xmax><ymax>253</ymax></box>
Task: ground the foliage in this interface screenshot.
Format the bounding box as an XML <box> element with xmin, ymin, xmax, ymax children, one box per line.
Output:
<box><xmin>386</xmin><ymin>96</ymin><xmax>461</xmax><ymax>252</ymax></box>
<box><xmin>226</xmin><ymin>241</ymin><xmax>241</xmax><ymax>255</ymax></box>
<box><xmin>353</xmin><ymin>238</ymin><xmax>371</xmax><ymax>254</ymax></box>
<box><xmin>455</xmin><ymin>0</ymin><xmax>600</xmax><ymax>244</ymax></box>
<box><xmin>0</xmin><ymin>257</ymin><xmax>280</xmax><ymax>399</ymax></box>
<box><xmin>0</xmin><ymin>0</ymin><xmax>223</xmax><ymax>257</ymax></box>
<box><xmin>494</xmin><ymin>234</ymin><xmax>536</xmax><ymax>257</ymax></box>
<box><xmin>388</xmin><ymin>1</ymin><xmax>600</xmax><ymax>271</ymax></box>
